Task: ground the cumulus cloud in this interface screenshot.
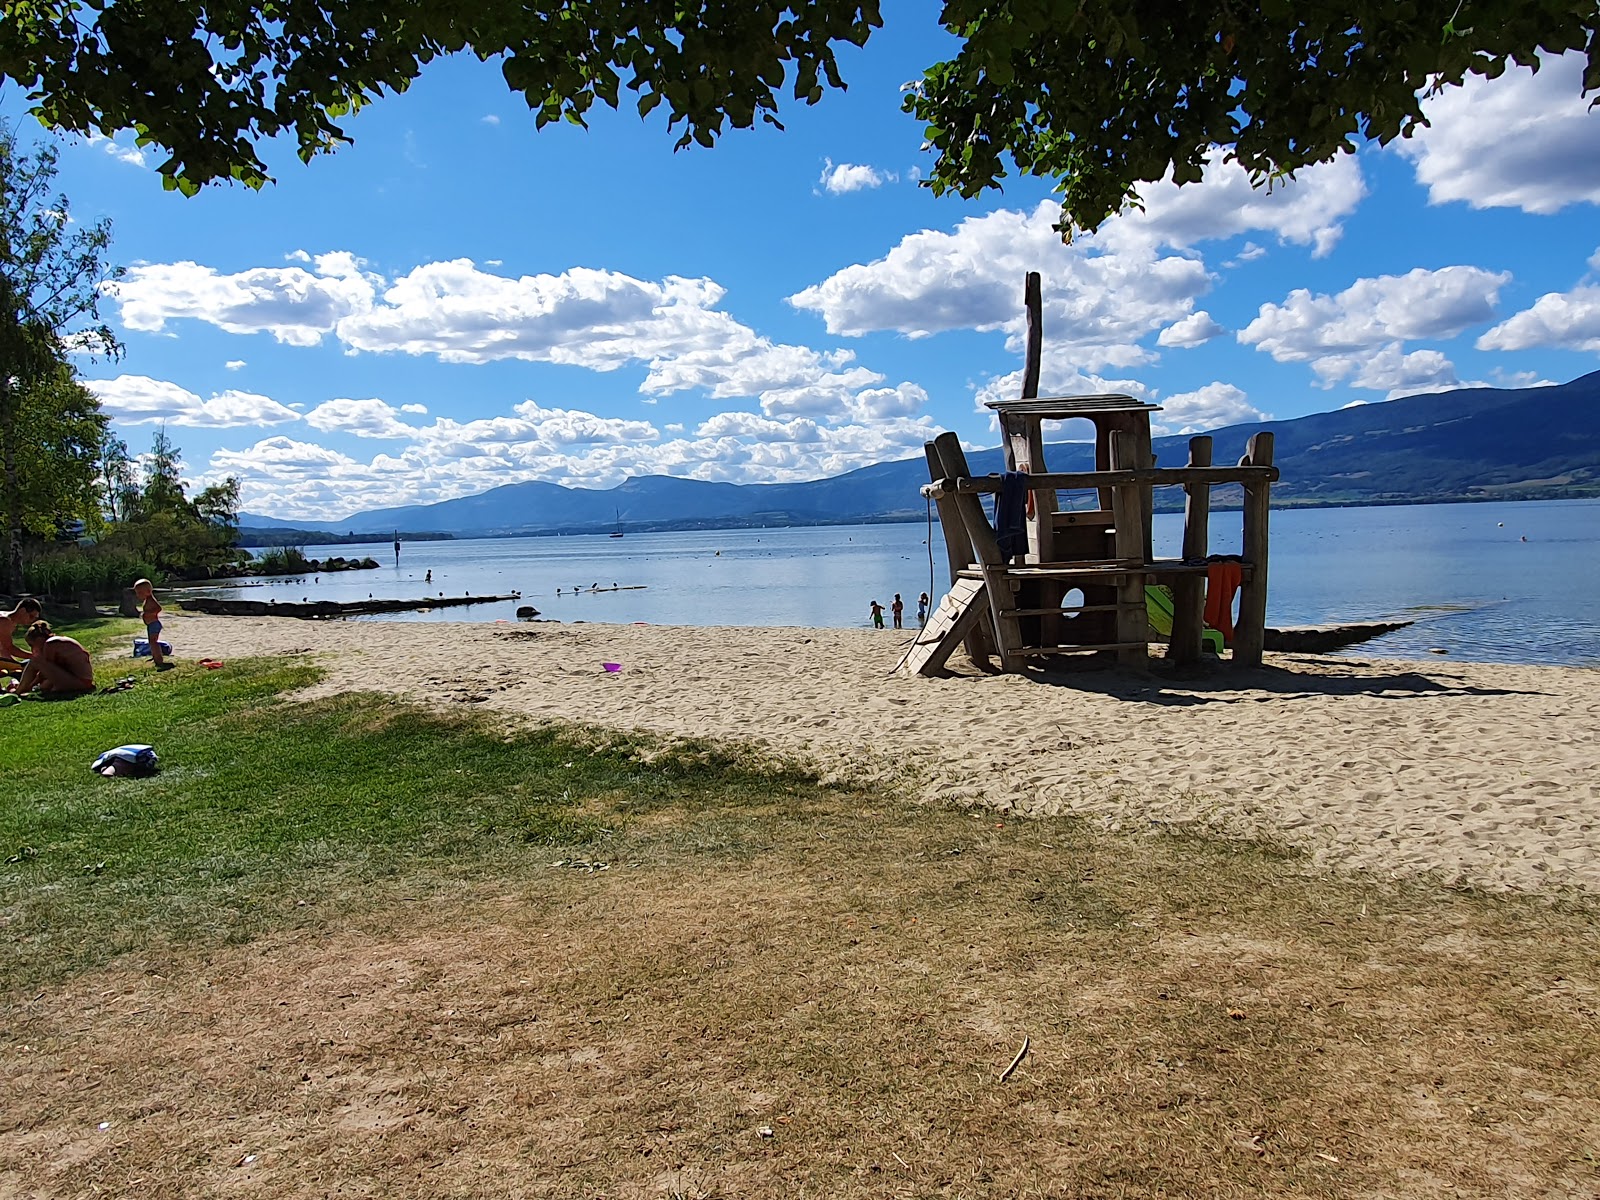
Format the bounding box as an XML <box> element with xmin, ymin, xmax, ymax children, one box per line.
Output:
<box><xmin>224</xmin><ymin>359</ymin><xmax>247</xmax><ymax>371</ymax></box>
<box><xmin>303</xmin><ymin>397</ymin><xmax>424</xmax><ymax>439</ymax></box>
<box><xmin>106</xmin><ymin>254</ymin><xmax>929</xmax><ymax>422</ymax></box>
<box><xmin>1478</xmin><ymin>278</ymin><xmax>1600</xmax><ymax>352</ymax></box>
<box><xmin>1104</xmin><ymin>153</ymin><xmax>1366</xmax><ymax>258</ymax></box>
<box><xmin>1238</xmin><ymin>267</ymin><xmax>1509</xmax><ymax>370</ymax></box>
<box><xmin>819</xmin><ymin>159</ymin><xmax>891</xmax><ymax>193</ymax></box>
<box><xmin>87</xmin><ymin>375</ymin><xmax>301</xmax><ymax>427</ymax></box>
<box><xmin>1397</xmin><ymin>52</ymin><xmax>1600</xmax><ymax>214</ymax></box>
<box><xmin>1309</xmin><ymin>343</ymin><xmax>1460</xmax><ymax>398</ymax></box>
<box><xmin>789</xmin><ymin>157</ymin><xmax>1361</xmax><ymax>371</ymax></box>
<box><xmin>109</xmin><ymin>252</ymin><xmax>378</xmax><ymax>346</ymax></box>
<box><xmin>399</xmin><ymin>403</ymin><xmax>428</xmax><ymax>414</ymax></box>
<box><xmin>1158</xmin><ymin>311</ymin><xmax>1226</xmax><ymax>349</ymax></box>
<box><xmin>1152</xmin><ymin>382</ymin><xmax>1269</xmax><ymax>434</ymax></box>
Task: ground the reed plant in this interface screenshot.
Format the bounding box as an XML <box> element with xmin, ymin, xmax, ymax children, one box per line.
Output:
<box><xmin>20</xmin><ymin>547</ymin><xmax>161</xmax><ymax>599</ymax></box>
<box><xmin>249</xmin><ymin>544</ymin><xmax>311</xmax><ymax>575</ymax></box>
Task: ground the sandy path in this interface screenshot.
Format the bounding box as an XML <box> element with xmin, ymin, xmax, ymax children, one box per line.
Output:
<box><xmin>165</xmin><ymin>615</ymin><xmax>1599</xmax><ymax>892</ymax></box>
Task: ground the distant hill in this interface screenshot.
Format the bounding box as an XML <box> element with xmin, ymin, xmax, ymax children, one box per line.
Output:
<box><xmin>243</xmin><ymin>372</ymin><xmax>1600</xmax><ymax>537</ymax></box>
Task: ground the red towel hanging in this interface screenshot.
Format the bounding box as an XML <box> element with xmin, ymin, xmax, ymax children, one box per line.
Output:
<box><xmin>1203</xmin><ymin>561</ymin><xmax>1243</xmax><ymax>644</ymax></box>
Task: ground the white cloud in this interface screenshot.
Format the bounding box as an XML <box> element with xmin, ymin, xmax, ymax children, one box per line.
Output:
<box><xmin>1229</xmin><ymin>242</ymin><xmax>1267</xmax><ymax>265</ymax></box>
<box><xmin>1103</xmin><ymin>153</ymin><xmax>1366</xmax><ymax>258</ymax></box>
<box><xmin>87</xmin><ymin>375</ymin><xmax>301</xmax><ymax>427</ymax></box>
<box><xmin>224</xmin><ymin>359</ymin><xmax>247</xmax><ymax>371</ymax></box>
<box><xmin>481</xmin><ymin>115</ymin><xmax>501</xmax><ymax>126</ymax></box>
<box><xmin>399</xmin><ymin>403</ymin><xmax>428</xmax><ymax>414</ymax></box>
<box><xmin>820</xmin><ymin>159</ymin><xmax>891</xmax><ymax>194</ymax></box>
<box><xmin>1397</xmin><ymin>52</ymin><xmax>1600</xmax><ymax>214</ymax></box>
<box><xmin>84</xmin><ymin>133</ymin><xmax>147</xmax><ymax>168</ymax></box>
<box><xmin>789</xmin><ymin>202</ymin><xmax>1208</xmax><ymax>370</ymax></box>
<box><xmin>1478</xmin><ymin>285</ymin><xmax>1600</xmax><ymax>352</ymax></box>
<box><xmin>109</xmin><ymin>252</ymin><xmax>379</xmax><ymax>346</ymax></box>
<box><xmin>1239</xmin><ymin>267</ymin><xmax>1509</xmax><ymax>365</ymax></box>
<box><xmin>1152</xmin><ymin>382</ymin><xmax>1269</xmax><ymax>434</ymax></box>
<box><xmin>1157</xmin><ymin>311</ymin><xmax>1225</xmax><ymax>349</ymax></box>
<box><xmin>303</xmin><ymin>397</ymin><xmax>423</xmax><ymax>439</ymax></box>
<box><xmin>1309</xmin><ymin>343</ymin><xmax>1460</xmax><ymax>398</ymax></box>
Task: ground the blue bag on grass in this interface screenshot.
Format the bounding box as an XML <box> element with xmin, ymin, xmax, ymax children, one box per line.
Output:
<box><xmin>133</xmin><ymin>638</ymin><xmax>172</xmax><ymax>658</ymax></box>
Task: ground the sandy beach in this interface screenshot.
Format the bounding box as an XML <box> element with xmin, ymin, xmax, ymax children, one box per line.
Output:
<box><xmin>165</xmin><ymin>614</ymin><xmax>1599</xmax><ymax>892</ymax></box>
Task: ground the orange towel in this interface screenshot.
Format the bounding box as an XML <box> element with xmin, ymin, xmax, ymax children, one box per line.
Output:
<box><xmin>1203</xmin><ymin>560</ymin><xmax>1243</xmax><ymax>644</ymax></box>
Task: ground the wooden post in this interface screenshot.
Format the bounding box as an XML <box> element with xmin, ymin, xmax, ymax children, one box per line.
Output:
<box><xmin>1234</xmin><ymin>432</ymin><xmax>1274</xmax><ymax>667</ymax></box>
<box><xmin>934</xmin><ymin>431</ymin><xmax>1024</xmax><ymax>669</ymax></box>
<box><xmin>1021</xmin><ymin>271</ymin><xmax>1042</xmax><ymax>401</ymax></box>
<box><xmin>1169</xmin><ymin>436</ymin><xmax>1212</xmax><ymax>665</ymax></box>
<box><xmin>1108</xmin><ymin>431</ymin><xmax>1149</xmax><ymax>668</ymax></box>
<box><xmin>925</xmin><ymin>439</ymin><xmax>990</xmax><ymax>663</ymax></box>
<box><xmin>78</xmin><ymin>590</ymin><xmax>96</xmax><ymax>617</ymax></box>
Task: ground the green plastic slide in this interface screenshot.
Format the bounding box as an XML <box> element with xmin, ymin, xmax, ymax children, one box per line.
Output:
<box><xmin>1145</xmin><ymin>585</ymin><xmax>1225</xmax><ymax>654</ymax></box>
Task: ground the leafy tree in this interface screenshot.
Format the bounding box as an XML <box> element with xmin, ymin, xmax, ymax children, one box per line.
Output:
<box><xmin>0</xmin><ymin>0</ymin><xmax>882</xmax><ymax>195</ymax></box>
<box><xmin>102</xmin><ymin>428</ymin><xmax>245</xmax><ymax>579</ymax></box>
<box><xmin>905</xmin><ymin>0</ymin><xmax>1600</xmax><ymax>233</ymax></box>
<box><xmin>0</xmin><ymin>130</ymin><xmax>121</xmax><ymax>591</ymax></box>
<box><xmin>6</xmin><ymin>358</ymin><xmax>107</xmax><ymax>543</ymax></box>
<box><xmin>1</xmin><ymin>2</ymin><xmax>1596</xmax><ymax>230</ymax></box>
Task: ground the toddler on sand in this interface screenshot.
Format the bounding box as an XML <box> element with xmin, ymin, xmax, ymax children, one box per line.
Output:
<box><xmin>133</xmin><ymin>578</ymin><xmax>171</xmax><ymax>669</ymax></box>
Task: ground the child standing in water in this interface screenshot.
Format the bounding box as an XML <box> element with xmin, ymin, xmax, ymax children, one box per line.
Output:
<box><xmin>917</xmin><ymin>592</ymin><xmax>930</xmax><ymax>625</ymax></box>
<box><xmin>869</xmin><ymin>599</ymin><xmax>885</xmax><ymax>629</ymax></box>
<box><xmin>891</xmin><ymin>593</ymin><xmax>904</xmax><ymax>629</ymax></box>
<box><xmin>133</xmin><ymin>578</ymin><xmax>171</xmax><ymax>669</ymax></box>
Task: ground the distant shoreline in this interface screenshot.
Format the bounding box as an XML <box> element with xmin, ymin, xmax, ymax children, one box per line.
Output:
<box><xmin>249</xmin><ymin>491</ymin><xmax>1600</xmax><ymax>544</ymax></box>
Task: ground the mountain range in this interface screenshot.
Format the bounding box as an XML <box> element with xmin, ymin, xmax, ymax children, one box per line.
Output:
<box><xmin>241</xmin><ymin>372</ymin><xmax>1600</xmax><ymax>539</ymax></box>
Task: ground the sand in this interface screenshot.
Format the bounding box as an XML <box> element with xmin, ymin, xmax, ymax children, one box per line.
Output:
<box><xmin>166</xmin><ymin>614</ymin><xmax>1599</xmax><ymax>893</ymax></box>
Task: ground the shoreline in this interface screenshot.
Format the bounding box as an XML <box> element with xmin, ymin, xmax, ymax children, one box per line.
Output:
<box><xmin>162</xmin><ymin>615</ymin><xmax>1600</xmax><ymax>893</ymax></box>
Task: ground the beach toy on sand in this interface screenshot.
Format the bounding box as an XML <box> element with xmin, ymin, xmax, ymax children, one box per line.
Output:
<box><xmin>602</xmin><ymin>662</ymin><xmax>622</xmax><ymax>673</ymax></box>
<box><xmin>199</xmin><ymin>658</ymin><xmax>224</xmax><ymax>669</ymax></box>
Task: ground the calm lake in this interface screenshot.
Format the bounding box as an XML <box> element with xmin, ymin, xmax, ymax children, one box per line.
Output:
<box><xmin>194</xmin><ymin>498</ymin><xmax>1600</xmax><ymax>666</ymax></box>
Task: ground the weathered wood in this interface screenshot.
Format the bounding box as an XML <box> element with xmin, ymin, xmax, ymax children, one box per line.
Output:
<box><xmin>897</xmin><ymin>577</ymin><xmax>989</xmax><ymax>676</ymax></box>
<box><xmin>1021</xmin><ymin>272</ymin><xmax>1042</xmax><ymax>401</ymax></box>
<box><xmin>1006</xmin><ymin>641</ymin><xmax>1151</xmax><ymax>657</ymax></box>
<box><xmin>1169</xmin><ymin>436</ymin><xmax>1213</xmax><ymax>665</ymax></box>
<box><xmin>935</xmin><ymin>431</ymin><xmax>1021</xmax><ymax>665</ymax></box>
<box><xmin>921</xmin><ymin>464</ymin><xmax>1279</xmax><ymax>497</ymax></box>
<box><xmin>179</xmin><ymin>592</ymin><xmax>522</xmax><ymax>619</ymax></box>
<box><xmin>1108</xmin><ymin>431</ymin><xmax>1149</xmax><ymax>668</ymax></box>
<box><xmin>925</xmin><ymin>439</ymin><xmax>986</xmax><ymax>663</ymax></box>
<box><xmin>1234</xmin><ymin>432</ymin><xmax>1275</xmax><ymax>667</ymax></box>
<box><xmin>958</xmin><ymin>559</ymin><xmax>1251</xmax><ymax>581</ymax></box>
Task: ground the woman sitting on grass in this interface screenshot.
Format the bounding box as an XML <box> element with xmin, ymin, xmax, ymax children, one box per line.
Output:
<box><xmin>8</xmin><ymin>620</ymin><xmax>95</xmax><ymax>697</ymax></box>
<box><xmin>0</xmin><ymin>597</ymin><xmax>41</xmax><ymax>669</ymax></box>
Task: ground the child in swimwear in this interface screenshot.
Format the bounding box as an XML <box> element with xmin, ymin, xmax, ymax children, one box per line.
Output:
<box><xmin>133</xmin><ymin>578</ymin><xmax>170</xmax><ymax>669</ymax></box>
<box><xmin>869</xmin><ymin>599</ymin><xmax>885</xmax><ymax>629</ymax></box>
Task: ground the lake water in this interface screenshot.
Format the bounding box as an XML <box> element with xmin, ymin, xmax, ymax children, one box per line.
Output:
<box><xmin>190</xmin><ymin>499</ymin><xmax>1600</xmax><ymax>666</ymax></box>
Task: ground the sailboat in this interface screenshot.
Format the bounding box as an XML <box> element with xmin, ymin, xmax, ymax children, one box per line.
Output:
<box><xmin>609</xmin><ymin>508</ymin><xmax>625</xmax><ymax>539</ymax></box>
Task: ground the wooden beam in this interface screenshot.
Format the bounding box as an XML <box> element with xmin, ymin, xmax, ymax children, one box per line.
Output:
<box><xmin>920</xmin><ymin>464</ymin><xmax>1280</xmax><ymax>496</ymax></box>
<box><xmin>1169</xmin><ymin>435</ymin><xmax>1212</xmax><ymax>666</ymax></box>
<box><xmin>934</xmin><ymin>431</ymin><xmax>1022</xmax><ymax>668</ymax></box>
<box><xmin>1108</xmin><ymin>430</ymin><xmax>1149</xmax><ymax>669</ymax></box>
<box><xmin>1021</xmin><ymin>271</ymin><xmax>1042</xmax><ymax>401</ymax></box>
<box><xmin>1234</xmin><ymin>432</ymin><xmax>1274</xmax><ymax>667</ymax></box>
<box><xmin>925</xmin><ymin>440</ymin><xmax>987</xmax><ymax>665</ymax></box>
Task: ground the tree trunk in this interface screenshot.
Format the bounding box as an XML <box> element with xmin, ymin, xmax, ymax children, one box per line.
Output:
<box><xmin>0</xmin><ymin>374</ymin><xmax>19</xmax><ymax>595</ymax></box>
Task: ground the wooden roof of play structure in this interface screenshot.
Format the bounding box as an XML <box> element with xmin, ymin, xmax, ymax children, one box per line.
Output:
<box><xmin>900</xmin><ymin>272</ymin><xmax>1280</xmax><ymax>677</ymax></box>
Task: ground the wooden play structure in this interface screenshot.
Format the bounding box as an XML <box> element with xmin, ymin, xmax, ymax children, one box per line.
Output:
<box><xmin>902</xmin><ymin>273</ymin><xmax>1279</xmax><ymax>677</ymax></box>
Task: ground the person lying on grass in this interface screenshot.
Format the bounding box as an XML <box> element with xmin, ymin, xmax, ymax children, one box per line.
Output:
<box><xmin>8</xmin><ymin>620</ymin><xmax>95</xmax><ymax>697</ymax></box>
<box><xmin>0</xmin><ymin>597</ymin><xmax>41</xmax><ymax>668</ymax></box>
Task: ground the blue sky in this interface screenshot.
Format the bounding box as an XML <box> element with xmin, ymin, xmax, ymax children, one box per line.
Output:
<box><xmin>10</xmin><ymin>2</ymin><xmax>1600</xmax><ymax>521</ymax></box>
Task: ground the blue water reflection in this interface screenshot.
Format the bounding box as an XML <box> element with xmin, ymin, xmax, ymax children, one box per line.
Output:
<box><xmin>193</xmin><ymin>499</ymin><xmax>1600</xmax><ymax>665</ymax></box>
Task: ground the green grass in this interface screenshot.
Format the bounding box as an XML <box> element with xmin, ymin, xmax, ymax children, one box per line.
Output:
<box><xmin>0</xmin><ymin>622</ymin><xmax>827</xmax><ymax>990</ymax></box>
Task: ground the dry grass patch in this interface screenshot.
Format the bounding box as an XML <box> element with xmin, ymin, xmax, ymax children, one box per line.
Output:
<box><xmin>4</xmin><ymin>790</ymin><xmax>1596</xmax><ymax>1200</ymax></box>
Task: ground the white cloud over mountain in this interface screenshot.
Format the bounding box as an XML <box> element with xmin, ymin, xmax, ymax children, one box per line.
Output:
<box><xmin>1398</xmin><ymin>52</ymin><xmax>1600</xmax><ymax>214</ymax></box>
<box><xmin>1158</xmin><ymin>311</ymin><xmax>1226</xmax><ymax>349</ymax></box>
<box><xmin>1478</xmin><ymin>251</ymin><xmax>1600</xmax><ymax>353</ymax></box>
<box><xmin>1238</xmin><ymin>266</ymin><xmax>1506</xmax><ymax>389</ymax></box>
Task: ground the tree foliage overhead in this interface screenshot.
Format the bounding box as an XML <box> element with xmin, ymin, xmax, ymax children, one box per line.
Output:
<box><xmin>906</xmin><ymin>0</ymin><xmax>1600</xmax><ymax>233</ymax></box>
<box><xmin>2</xmin><ymin>2</ymin><xmax>1596</xmax><ymax>227</ymax></box>
<box><xmin>0</xmin><ymin>0</ymin><xmax>881</xmax><ymax>195</ymax></box>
